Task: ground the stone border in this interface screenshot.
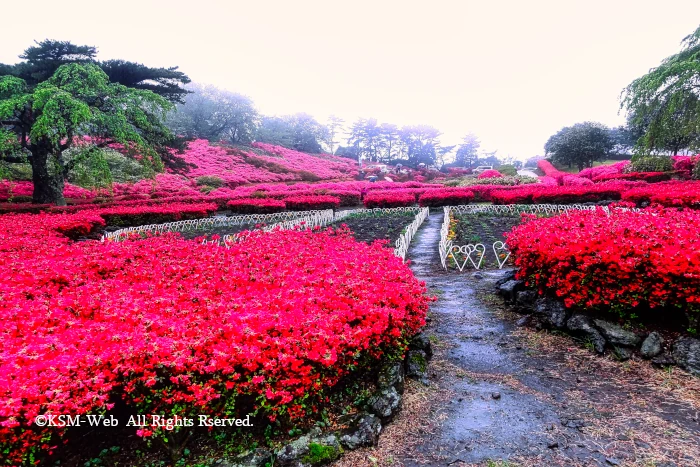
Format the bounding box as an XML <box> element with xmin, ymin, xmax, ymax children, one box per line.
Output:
<box><xmin>494</xmin><ymin>270</ymin><xmax>700</xmax><ymax>377</ymax></box>
<box><xmin>210</xmin><ymin>334</ymin><xmax>433</xmax><ymax>467</ymax></box>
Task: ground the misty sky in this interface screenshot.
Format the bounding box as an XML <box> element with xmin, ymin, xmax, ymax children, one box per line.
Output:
<box><xmin>2</xmin><ymin>0</ymin><xmax>700</xmax><ymax>160</ymax></box>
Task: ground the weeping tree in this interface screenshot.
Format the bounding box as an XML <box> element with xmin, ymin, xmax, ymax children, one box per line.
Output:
<box><xmin>621</xmin><ymin>25</ymin><xmax>700</xmax><ymax>153</ymax></box>
<box><xmin>0</xmin><ymin>63</ymin><xmax>173</xmax><ymax>205</ymax></box>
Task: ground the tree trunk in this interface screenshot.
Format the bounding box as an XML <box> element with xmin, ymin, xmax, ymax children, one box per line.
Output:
<box><xmin>30</xmin><ymin>149</ymin><xmax>66</xmax><ymax>206</ymax></box>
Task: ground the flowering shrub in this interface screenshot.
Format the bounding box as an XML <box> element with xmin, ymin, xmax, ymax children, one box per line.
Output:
<box><xmin>227</xmin><ymin>198</ymin><xmax>287</xmax><ymax>214</ymax></box>
<box><xmin>562</xmin><ymin>175</ymin><xmax>594</xmax><ymax>187</ymax></box>
<box><xmin>323</xmin><ymin>190</ymin><xmax>361</xmax><ymax>207</ymax></box>
<box><xmin>0</xmin><ymin>214</ymin><xmax>431</xmax><ymax>464</ymax></box>
<box><xmin>592</xmin><ymin>172</ymin><xmax>672</xmax><ymax>183</ymax></box>
<box><xmin>538</xmin><ymin>176</ymin><xmax>559</xmax><ymax>186</ymax></box>
<box><xmin>537</xmin><ymin>160</ymin><xmax>567</xmax><ymax>184</ymax></box>
<box><xmin>490</xmin><ymin>184</ymin><xmax>626</xmax><ymax>205</ymax></box>
<box><xmin>252</xmin><ymin>142</ymin><xmax>359</xmax><ymax>180</ymax></box>
<box><xmin>283</xmin><ymin>195</ymin><xmax>340</xmax><ymax>210</ymax></box>
<box><xmin>578</xmin><ymin>161</ymin><xmax>630</xmax><ymax>179</ymax></box>
<box><xmin>94</xmin><ymin>202</ymin><xmax>219</xmax><ymax>227</ymax></box>
<box><xmin>363</xmin><ymin>191</ymin><xmax>416</xmax><ymax>208</ymax></box>
<box><xmin>418</xmin><ymin>189</ymin><xmax>474</xmax><ymax>207</ymax></box>
<box><xmin>507</xmin><ymin>207</ymin><xmax>700</xmax><ymax>319</ymax></box>
<box><xmin>622</xmin><ymin>181</ymin><xmax>700</xmax><ymax>208</ymax></box>
<box><xmin>0</xmin><ymin>180</ymin><xmax>97</xmax><ymax>202</ymax></box>
<box><xmin>458</xmin><ymin>175</ymin><xmax>539</xmax><ymax>187</ymax></box>
<box><xmin>447</xmin><ymin>167</ymin><xmax>472</xmax><ymax>177</ymax></box>
<box><xmin>477</xmin><ymin>169</ymin><xmax>503</xmax><ymax>179</ymax></box>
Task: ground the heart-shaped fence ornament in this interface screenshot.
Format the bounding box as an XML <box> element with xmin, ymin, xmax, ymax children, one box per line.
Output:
<box><xmin>449</xmin><ymin>244</ymin><xmax>486</xmax><ymax>271</ymax></box>
<box><xmin>492</xmin><ymin>241</ymin><xmax>511</xmax><ymax>269</ymax></box>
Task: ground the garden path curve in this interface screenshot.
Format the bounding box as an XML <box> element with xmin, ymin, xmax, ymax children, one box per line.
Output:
<box><xmin>391</xmin><ymin>212</ymin><xmax>700</xmax><ymax>467</ymax></box>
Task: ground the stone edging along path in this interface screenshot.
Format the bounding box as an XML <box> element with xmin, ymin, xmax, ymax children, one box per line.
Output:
<box><xmin>496</xmin><ymin>274</ymin><xmax>700</xmax><ymax>377</ymax></box>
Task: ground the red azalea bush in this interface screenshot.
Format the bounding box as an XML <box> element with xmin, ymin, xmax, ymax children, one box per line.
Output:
<box><xmin>537</xmin><ymin>160</ymin><xmax>568</xmax><ymax>184</ymax></box>
<box><xmin>0</xmin><ymin>213</ymin><xmax>431</xmax><ymax>464</ymax></box>
<box><xmin>447</xmin><ymin>167</ymin><xmax>472</xmax><ymax>177</ymax></box>
<box><xmin>562</xmin><ymin>174</ymin><xmax>594</xmax><ymax>186</ymax></box>
<box><xmin>622</xmin><ymin>181</ymin><xmax>700</xmax><ymax>208</ymax></box>
<box><xmin>578</xmin><ymin>161</ymin><xmax>630</xmax><ymax>180</ymax></box>
<box><xmin>323</xmin><ymin>190</ymin><xmax>361</xmax><ymax>207</ymax></box>
<box><xmin>283</xmin><ymin>195</ymin><xmax>340</xmax><ymax>210</ymax></box>
<box><xmin>418</xmin><ymin>188</ymin><xmax>474</xmax><ymax>207</ymax></box>
<box><xmin>490</xmin><ymin>184</ymin><xmax>626</xmax><ymax>205</ymax></box>
<box><xmin>592</xmin><ymin>172</ymin><xmax>672</xmax><ymax>183</ymax></box>
<box><xmin>94</xmin><ymin>202</ymin><xmax>219</xmax><ymax>227</ymax></box>
<box><xmin>363</xmin><ymin>191</ymin><xmax>416</xmax><ymax>208</ymax></box>
<box><xmin>227</xmin><ymin>198</ymin><xmax>287</xmax><ymax>214</ymax></box>
<box><xmin>507</xmin><ymin>207</ymin><xmax>700</xmax><ymax>317</ymax></box>
<box><xmin>477</xmin><ymin>169</ymin><xmax>503</xmax><ymax>179</ymax></box>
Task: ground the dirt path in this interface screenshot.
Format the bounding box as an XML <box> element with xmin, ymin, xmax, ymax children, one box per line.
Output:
<box><xmin>337</xmin><ymin>213</ymin><xmax>700</xmax><ymax>467</ymax></box>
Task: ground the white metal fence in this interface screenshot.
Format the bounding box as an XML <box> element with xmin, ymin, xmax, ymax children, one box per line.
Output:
<box><xmin>104</xmin><ymin>206</ymin><xmax>429</xmax><ymax>261</ymax></box>
<box><xmin>394</xmin><ymin>207</ymin><xmax>429</xmax><ymax>261</ymax></box>
<box><xmin>101</xmin><ymin>210</ymin><xmax>330</xmax><ymax>242</ymax></box>
<box><xmin>439</xmin><ymin>204</ymin><xmax>603</xmax><ymax>271</ymax></box>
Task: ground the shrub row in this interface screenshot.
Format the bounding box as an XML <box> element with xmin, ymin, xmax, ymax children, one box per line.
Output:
<box><xmin>0</xmin><ymin>213</ymin><xmax>431</xmax><ymax>464</ymax></box>
<box><xmin>507</xmin><ymin>207</ymin><xmax>700</xmax><ymax>317</ymax></box>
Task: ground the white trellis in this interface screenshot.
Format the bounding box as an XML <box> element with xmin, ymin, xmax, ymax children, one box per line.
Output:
<box><xmin>394</xmin><ymin>207</ymin><xmax>429</xmax><ymax>261</ymax></box>
<box><xmin>439</xmin><ymin>204</ymin><xmax>603</xmax><ymax>271</ymax></box>
<box><xmin>101</xmin><ymin>210</ymin><xmax>329</xmax><ymax>242</ymax></box>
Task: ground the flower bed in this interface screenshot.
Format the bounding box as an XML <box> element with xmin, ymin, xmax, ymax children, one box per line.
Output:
<box><xmin>363</xmin><ymin>191</ymin><xmax>416</xmax><ymax>209</ymax></box>
<box><xmin>94</xmin><ymin>202</ymin><xmax>219</xmax><ymax>227</ymax></box>
<box><xmin>418</xmin><ymin>188</ymin><xmax>474</xmax><ymax>207</ymax></box>
<box><xmin>490</xmin><ymin>184</ymin><xmax>627</xmax><ymax>205</ymax></box>
<box><xmin>537</xmin><ymin>159</ymin><xmax>568</xmax><ymax>184</ymax></box>
<box><xmin>283</xmin><ymin>195</ymin><xmax>340</xmax><ymax>210</ymax></box>
<box><xmin>227</xmin><ymin>198</ymin><xmax>287</xmax><ymax>214</ymax></box>
<box><xmin>0</xmin><ymin>213</ymin><xmax>430</xmax><ymax>464</ymax></box>
<box><xmin>506</xmin><ymin>207</ymin><xmax>700</xmax><ymax>319</ymax></box>
<box><xmin>578</xmin><ymin>161</ymin><xmax>630</xmax><ymax>180</ymax></box>
<box><xmin>622</xmin><ymin>181</ymin><xmax>700</xmax><ymax>208</ymax></box>
<box><xmin>592</xmin><ymin>172</ymin><xmax>672</xmax><ymax>183</ymax></box>
<box><xmin>477</xmin><ymin>169</ymin><xmax>502</xmax><ymax>179</ymax></box>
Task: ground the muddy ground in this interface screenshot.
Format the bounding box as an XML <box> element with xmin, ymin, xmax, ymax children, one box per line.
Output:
<box><xmin>335</xmin><ymin>213</ymin><xmax>700</xmax><ymax>467</ymax></box>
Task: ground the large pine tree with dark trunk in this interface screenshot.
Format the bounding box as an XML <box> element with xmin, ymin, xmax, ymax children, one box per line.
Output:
<box><xmin>0</xmin><ymin>41</ymin><xmax>188</xmax><ymax>204</ymax></box>
<box><xmin>0</xmin><ymin>64</ymin><xmax>173</xmax><ymax>205</ymax></box>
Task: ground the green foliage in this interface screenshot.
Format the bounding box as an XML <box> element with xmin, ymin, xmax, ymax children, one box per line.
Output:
<box><xmin>455</xmin><ymin>133</ymin><xmax>480</xmax><ymax>167</ymax></box>
<box><xmin>1</xmin><ymin>40</ymin><xmax>190</xmax><ymax>103</ymax></box>
<box><xmin>627</xmin><ymin>155</ymin><xmax>674</xmax><ymax>173</ymax></box>
<box><xmin>1</xmin><ymin>62</ymin><xmax>174</xmax><ymax>204</ymax></box>
<box><xmin>347</xmin><ymin>119</ymin><xmax>443</xmax><ymax>167</ymax></box>
<box><xmin>195</xmin><ymin>175</ymin><xmax>224</xmax><ymax>188</ymax></box>
<box><xmin>457</xmin><ymin>175</ymin><xmax>538</xmax><ymax>186</ymax></box>
<box><xmin>622</xmin><ymin>25</ymin><xmax>700</xmax><ymax>153</ymax></box>
<box><xmin>544</xmin><ymin>122</ymin><xmax>614</xmax><ymax>170</ymax></box>
<box><xmin>257</xmin><ymin>113</ymin><xmax>328</xmax><ymax>153</ymax></box>
<box><xmin>67</xmin><ymin>147</ymin><xmax>151</xmax><ymax>186</ymax></box>
<box><xmin>167</xmin><ymin>83</ymin><xmax>258</xmax><ymax>142</ymax></box>
<box><xmin>302</xmin><ymin>442</ymin><xmax>343</xmax><ymax>465</ymax></box>
<box><xmin>496</xmin><ymin>164</ymin><xmax>518</xmax><ymax>176</ymax></box>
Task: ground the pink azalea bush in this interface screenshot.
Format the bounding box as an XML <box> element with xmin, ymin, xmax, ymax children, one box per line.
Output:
<box><xmin>477</xmin><ymin>169</ymin><xmax>503</xmax><ymax>179</ymax></box>
<box><xmin>0</xmin><ymin>213</ymin><xmax>432</xmax><ymax>464</ymax></box>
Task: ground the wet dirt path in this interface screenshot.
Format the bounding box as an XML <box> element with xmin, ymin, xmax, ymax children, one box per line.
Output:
<box><xmin>397</xmin><ymin>213</ymin><xmax>700</xmax><ymax>467</ymax></box>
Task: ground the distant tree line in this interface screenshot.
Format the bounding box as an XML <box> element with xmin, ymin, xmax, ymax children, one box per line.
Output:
<box><xmin>547</xmin><ymin>24</ymin><xmax>700</xmax><ymax>170</ymax></box>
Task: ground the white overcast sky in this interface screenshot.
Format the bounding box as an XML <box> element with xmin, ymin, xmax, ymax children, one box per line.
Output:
<box><xmin>2</xmin><ymin>1</ymin><xmax>700</xmax><ymax>160</ymax></box>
